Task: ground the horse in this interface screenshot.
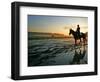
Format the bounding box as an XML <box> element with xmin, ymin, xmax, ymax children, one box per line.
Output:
<box><xmin>69</xmin><ymin>28</ymin><xmax>87</xmax><ymax>45</ymax></box>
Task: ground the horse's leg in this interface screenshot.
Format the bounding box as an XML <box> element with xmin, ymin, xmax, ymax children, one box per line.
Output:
<box><xmin>75</xmin><ymin>39</ymin><xmax>77</xmax><ymax>46</ymax></box>
<box><xmin>83</xmin><ymin>38</ymin><xmax>85</xmax><ymax>45</ymax></box>
<box><xmin>85</xmin><ymin>37</ymin><xmax>88</xmax><ymax>45</ymax></box>
<box><xmin>85</xmin><ymin>38</ymin><xmax>87</xmax><ymax>45</ymax></box>
<box><xmin>80</xmin><ymin>38</ymin><xmax>82</xmax><ymax>44</ymax></box>
<box><xmin>86</xmin><ymin>38</ymin><xmax>87</xmax><ymax>44</ymax></box>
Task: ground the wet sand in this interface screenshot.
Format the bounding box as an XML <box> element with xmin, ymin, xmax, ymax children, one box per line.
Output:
<box><xmin>28</xmin><ymin>38</ymin><xmax>88</xmax><ymax>66</ymax></box>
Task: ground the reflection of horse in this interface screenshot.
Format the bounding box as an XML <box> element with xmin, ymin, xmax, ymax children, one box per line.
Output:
<box><xmin>71</xmin><ymin>46</ymin><xmax>87</xmax><ymax>64</ymax></box>
<box><xmin>69</xmin><ymin>29</ymin><xmax>87</xmax><ymax>45</ymax></box>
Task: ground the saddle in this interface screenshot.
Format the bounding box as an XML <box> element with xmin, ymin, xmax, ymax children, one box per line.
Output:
<box><xmin>76</xmin><ymin>32</ymin><xmax>82</xmax><ymax>39</ymax></box>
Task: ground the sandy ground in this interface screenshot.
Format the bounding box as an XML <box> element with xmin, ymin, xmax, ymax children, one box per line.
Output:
<box><xmin>28</xmin><ymin>38</ymin><xmax>88</xmax><ymax>66</ymax></box>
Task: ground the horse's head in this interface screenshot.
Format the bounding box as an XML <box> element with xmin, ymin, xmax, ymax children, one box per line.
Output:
<box><xmin>69</xmin><ymin>28</ymin><xmax>72</xmax><ymax>35</ymax></box>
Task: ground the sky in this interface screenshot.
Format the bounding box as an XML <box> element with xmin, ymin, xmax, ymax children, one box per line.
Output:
<box><xmin>28</xmin><ymin>15</ymin><xmax>88</xmax><ymax>36</ymax></box>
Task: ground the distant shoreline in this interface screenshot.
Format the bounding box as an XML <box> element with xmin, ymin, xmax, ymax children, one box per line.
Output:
<box><xmin>28</xmin><ymin>37</ymin><xmax>72</xmax><ymax>40</ymax></box>
<box><xmin>28</xmin><ymin>32</ymin><xmax>72</xmax><ymax>40</ymax></box>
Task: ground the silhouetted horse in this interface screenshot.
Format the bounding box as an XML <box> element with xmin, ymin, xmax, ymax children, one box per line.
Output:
<box><xmin>69</xmin><ymin>29</ymin><xmax>87</xmax><ymax>45</ymax></box>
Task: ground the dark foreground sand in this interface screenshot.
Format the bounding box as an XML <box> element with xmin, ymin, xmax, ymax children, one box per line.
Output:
<box><xmin>28</xmin><ymin>38</ymin><xmax>88</xmax><ymax>66</ymax></box>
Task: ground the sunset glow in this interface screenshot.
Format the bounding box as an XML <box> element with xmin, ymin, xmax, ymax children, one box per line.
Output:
<box><xmin>28</xmin><ymin>15</ymin><xmax>88</xmax><ymax>36</ymax></box>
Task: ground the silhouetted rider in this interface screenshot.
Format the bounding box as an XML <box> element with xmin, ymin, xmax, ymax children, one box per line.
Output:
<box><xmin>76</xmin><ymin>24</ymin><xmax>80</xmax><ymax>38</ymax></box>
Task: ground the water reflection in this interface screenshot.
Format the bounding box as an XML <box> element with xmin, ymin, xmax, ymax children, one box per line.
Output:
<box><xmin>28</xmin><ymin>38</ymin><xmax>88</xmax><ymax>66</ymax></box>
<box><xmin>70</xmin><ymin>45</ymin><xmax>87</xmax><ymax>64</ymax></box>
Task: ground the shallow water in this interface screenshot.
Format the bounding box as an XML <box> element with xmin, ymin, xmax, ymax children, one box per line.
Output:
<box><xmin>28</xmin><ymin>38</ymin><xmax>88</xmax><ymax>66</ymax></box>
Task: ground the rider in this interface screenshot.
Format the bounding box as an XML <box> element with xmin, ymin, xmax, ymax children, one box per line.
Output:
<box><xmin>76</xmin><ymin>24</ymin><xmax>81</xmax><ymax>38</ymax></box>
